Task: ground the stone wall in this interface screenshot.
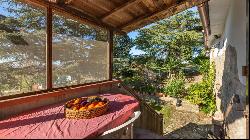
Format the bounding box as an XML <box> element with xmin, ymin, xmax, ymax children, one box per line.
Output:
<box><xmin>211</xmin><ymin>44</ymin><xmax>247</xmax><ymax>139</ymax></box>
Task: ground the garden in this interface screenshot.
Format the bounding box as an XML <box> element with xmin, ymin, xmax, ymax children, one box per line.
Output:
<box><xmin>113</xmin><ymin>8</ymin><xmax>216</xmax><ymax>138</ymax></box>
<box><xmin>113</xmin><ymin>9</ymin><xmax>216</xmax><ymax>116</ymax></box>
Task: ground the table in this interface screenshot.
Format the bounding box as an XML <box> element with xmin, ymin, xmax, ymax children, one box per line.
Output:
<box><xmin>0</xmin><ymin>93</ymin><xmax>139</xmax><ymax>139</ymax></box>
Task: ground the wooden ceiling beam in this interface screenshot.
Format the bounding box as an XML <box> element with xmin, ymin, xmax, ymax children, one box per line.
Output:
<box><xmin>48</xmin><ymin>0</ymin><xmax>73</xmax><ymax>4</ymax></box>
<box><xmin>78</xmin><ymin>0</ymin><xmax>111</xmax><ymax>12</ymax></box>
<box><xmin>101</xmin><ymin>0</ymin><xmax>142</xmax><ymax>21</ymax></box>
<box><xmin>162</xmin><ymin>0</ymin><xmax>175</xmax><ymax>6</ymax></box>
<box><xmin>65</xmin><ymin>0</ymin><xmax>74</xmax><ymax>4</ymax></box>
<box><xmin>120</xmin><ymin>0</ymin><xmax>209</xmax><ymax>32</ymax></box>
<box><xmin>24</xmin><ymin>0</ymin><xmax>125</xmax><ymax>34</ymax></box>
<box><xmin>141</xmin><ymin>0</ymin><xmax>157</xmax><ymax>12</ymax></box>
<box><xmin>57</xmin><ymin>0</ymin><xmax>66</xmax><ymax>5</ymax></box>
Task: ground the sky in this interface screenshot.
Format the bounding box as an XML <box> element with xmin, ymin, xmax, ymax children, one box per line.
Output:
<box><xmin>128</xmin><ymin>6</ymin><xmax>199</xmax><ymax>55</ymax></box>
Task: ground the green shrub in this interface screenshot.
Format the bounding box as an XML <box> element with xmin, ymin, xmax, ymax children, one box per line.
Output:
<box><xmin>186</xmin><ymin>62</ymin><xmax>216</xmax><ymax>114</ymax></box>
<box><xmin>145</xmin><ymin>98</ymin><xmax>162</xmax><ymax>111</ymax></box>
<box><xmin>163</xmin><ymin>77</ymin><xmax>185</xmax><ymax>98</ymax></box>
<box><xmin>192</xmin><ymin>54</ymin><xmax>210</xmax><ymax>74</ymax></box>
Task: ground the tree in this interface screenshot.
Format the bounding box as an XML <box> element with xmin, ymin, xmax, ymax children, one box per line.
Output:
<box><xmin>134</xmin><ymin>10</ymin><xmax>203</xmax><ymax>78</ymax></box>
<box><xmin>113</xmin><ymin>34</ymin><xmax>134</xmax><ymax>79</ymax></box>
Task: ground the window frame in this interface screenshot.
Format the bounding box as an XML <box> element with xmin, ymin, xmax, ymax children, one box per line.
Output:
<box><xmin>0</xmin><ymin>1</ymin><xmax>113</xmax><ymax>101</ymax></box>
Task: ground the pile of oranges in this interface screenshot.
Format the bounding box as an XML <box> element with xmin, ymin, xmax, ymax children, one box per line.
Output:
<box><xmin>65</xmin><ymin>96</ymin><xmax>107</xmax><ymax>111</ymax></box>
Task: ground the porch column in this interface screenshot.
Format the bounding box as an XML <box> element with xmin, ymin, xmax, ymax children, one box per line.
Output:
<box><xmin>108</xmin><ymin>30</ymin><xmax>113</xmax><ymax>80</ymax></box>
<box><xmin>46</xmin><ymin>6</ymin><xmax>53</xmax><ymax>89</ymax></box>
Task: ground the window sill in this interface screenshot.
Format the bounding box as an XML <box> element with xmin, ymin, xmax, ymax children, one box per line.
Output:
<box><xmin>0</xmin><ymin>79</ymin><xmax>121</xmax><ymax>108</ymax></box>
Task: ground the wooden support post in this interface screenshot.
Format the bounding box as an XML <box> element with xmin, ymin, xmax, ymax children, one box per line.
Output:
<box><xmin>46</xmin><ymin>6</ymin><xmax>53</xmax><ymax>89</ymax></box>
<box><xmin>108</xmin><ymin>30</ymin><xmax>114</xmax><ymax>80</ymax></box>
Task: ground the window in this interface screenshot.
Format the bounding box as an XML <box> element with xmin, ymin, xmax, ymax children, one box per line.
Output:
<box><xmin>52</xmin><ymin>12</ymin><xmax>109</xmax><ymax>88</ymax></box>
<box><xmin>0</xmin><ymin>0</ymin><xmax>46</xmax><ymax>97</ymax></box>
<box><xmin>0</xmin><ymin>1</ymin><xmax>111</xmax><ymax>99</ymax></box>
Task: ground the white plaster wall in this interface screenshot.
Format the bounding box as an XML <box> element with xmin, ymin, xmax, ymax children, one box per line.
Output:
<box><xmin>209</xmin><ymin>0</ymin><xmax>248</xmax><ymax>139</ymax></box>
<box><xmin>220</xmin><ymin>0</ymin><xmax>247</xmax><ymax>85</ymax></box>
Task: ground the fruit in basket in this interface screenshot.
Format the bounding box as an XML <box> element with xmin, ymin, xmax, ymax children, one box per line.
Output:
<box><xmin>71</xmin><ymin>104</ymin><xmax>81</xmax><ymax>110</ymax></box>
<box><xmin>74</xmin><ymin>98</ymin><xmax>81</xmax><ymax>105</ymax></box>
<box><xmin>87</xmin><ymin>97</ymin><xmax>96</xmax><ymax>103</ymax></box>
<box><xmin>98</xmin><ymin>101</ymin><xmax>105</xmax><ymax>106</ymax></box>
<box><xmin>66</xmin><ymin>103</ymin><xmax>73</xmax><ymax>108</ymax></box>
<box><xmin>71</xmin><ymin>106</ymin><xmax>79</xmax><ymax>111</ymax></box>
<box><xmin>95</xmin><ymin>97</ymin><xmax>102</xmax><ymax>102</ymax></box>
<box><xmin>87</xmin><ymin>96</ymin><xmax>102</xmax><ymax>103</ymax></box>
<box><xmin>79</xmin><ymin>106</ymin><xmax>87</xmax><ymax>111</ymax></box>
<box><xmin>95</xmin><ymin>103</ymin><xmax>103</xmax><ymax>108</ymax></box>
<box><xmin>80</xmin><ymin>101</ymin><xmax>88</xmax><ymax>106</ymax></box>
<box><xmin>65</xmin><ymin>96</ymin><xmax>109</xmax><ymax>119</ymax></box>
<box><xmin>93</xmin><ymin>101</ymin><xmax>99</xmax><ymax>106</ymax></box>
<box><xmin>87</xmin><ymin>103</ymin><xmax>96</xmax><ymax>110</ymax></box>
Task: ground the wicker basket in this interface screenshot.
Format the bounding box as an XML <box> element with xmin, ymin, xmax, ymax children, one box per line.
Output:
<box><xmin>65</xmin><ymin>97</ymin><xmax>109</xmax><ymax>119</ymax></box>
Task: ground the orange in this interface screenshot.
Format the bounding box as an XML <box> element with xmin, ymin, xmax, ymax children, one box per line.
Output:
<box><xmin>72</xmin><ymin>106</ymin><xmax>78</xmax><ymax>111</ymax></box>
<box><xmin>93</xmin><ymin>102</ymin><xmax>99</xmax><ymax>106</ymax></box>
<box><xmin>66</xmin><ymin>103</ymin><xmax>72</xmax><ymax>108</ymax></box>
<box><xmin>79</xmin><ymin>106</ymin><xmax>87</xmax><ymax>111</ymax></box>
<box><xmin>98</xmin><ymin>102</ymin><xmax>105</xmax><ymax>106</ymax></box>
<box><xmin>94</xmin><ymin>104</ymin><xmax>102</xmax><ymax>108</ymax></box>
<box><xmin>74</xmin><ymin>98</ymin><xmax>81</xmax><ymax>105</ymax></box>
<box><xmin>87</xmin><ymin>103</ymin><xmax>95</xmax><ymax>109</ymax></box>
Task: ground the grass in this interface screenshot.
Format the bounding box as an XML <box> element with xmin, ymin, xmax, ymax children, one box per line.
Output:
<box><xmin>150</xmin><ymin>103</ymin><xmax>163</xmax><ymax>111</ymax></box>
<box><xmin>158</xmin><ymin>105</ymin><xmax>172</xmax><ymax>124</ymax></box>
<box><xmin>146</xmin><ymin>99</ymin><xmax>172</xmax><ymax>123</ymax></box>
<box><xmin>145</xmin><ymin>98</ymin><xmax>173</xmax><ymax>128</ymax></box>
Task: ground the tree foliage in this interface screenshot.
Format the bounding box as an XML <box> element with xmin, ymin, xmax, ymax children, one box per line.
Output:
<box><xmin>134</xmin><ymin>10</ymin><xmax>203</xmax><ymax>76</ymax></box>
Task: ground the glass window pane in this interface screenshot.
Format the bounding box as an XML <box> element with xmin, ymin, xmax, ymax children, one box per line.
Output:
<box><xmin>52</xmin><ymin>12</ymin><xmax>109</xmax><ymax>88</ymax></box>
<box><xmin>0</xmin><ymin>0</ymin><xmax>46</xmax><ymax>97</ymax></box>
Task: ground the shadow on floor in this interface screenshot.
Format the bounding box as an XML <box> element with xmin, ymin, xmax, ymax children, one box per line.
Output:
<box><xmin>163</xmin><ymin>123</ymin><xmax>213</xmax><ymax>139</ymax></box>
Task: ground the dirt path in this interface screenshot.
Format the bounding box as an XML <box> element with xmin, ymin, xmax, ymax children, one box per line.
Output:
<box><xmin>134</xmin><ymin>90</ymin><xmax>215</xmax><ymax>139</ymax></box>
<box><xmin>134</xmin><ymin>104</ymin><xmax>214</xmax><ymax>139</ymax></box>
<box><xmin>163</xmin><ymin>105</ymin><xmax>213</xmax><ymax>139</ymax></box>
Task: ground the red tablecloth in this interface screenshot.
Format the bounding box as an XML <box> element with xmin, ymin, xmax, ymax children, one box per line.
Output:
<box><xmin>0</xmin><ymin>93</ymin><xmax>139</xmax><ymax>139</ymax></box>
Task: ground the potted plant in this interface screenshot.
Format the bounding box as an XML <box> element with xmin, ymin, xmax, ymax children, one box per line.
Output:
<box><xmin>176</xmin><ymin>98</ymin><xmax>182</xmax><ymax>107</ymax></box>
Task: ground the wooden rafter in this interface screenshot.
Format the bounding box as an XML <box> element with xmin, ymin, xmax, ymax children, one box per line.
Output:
<box><xmin>141</xmin><ymin>0</ymin><xmax>157</xmax><ymax>12</ymax></box>
<box><xmin>56</xmin><ymin>0</ymin><xmax>65</xmax><ymax>4</ymax></box>
<box><xmin>49</xmin><ymin>0</ymin><xmax>73</xmax><ymax>4</ymax></box>
<box><xmin>25</xmin><ymin>0</ymin><xmax>125</xmax><ymax>34</ymax></box>
<box><xmin>65</xmin><ymin>0</ymin><xmax>74</xmax><ymax>4</ymax></box>
<box><xmin>162</xmin><ymin>0</ymin><xmax>175</xmax><ymax>6</ymax></box>
<box><xmin>120</xmin><ymin>0</ymin><xmax>209</xmax><ymax>32</ymax></box>
<box><xmin>101</xmin><ymin>0</ymin><xmax>142</xmax><ymax>21</ymax></box>
<box><xmin>78</xmin><ymin>0</ymin><xmax>111</xmax><ymax>12</ymax></box>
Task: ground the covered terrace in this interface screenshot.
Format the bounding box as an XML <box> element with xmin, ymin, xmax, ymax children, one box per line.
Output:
<box><xmin>0</xmin><ymin>0</ymin><xmax>219</xmax><ymax>139</ymax></box>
